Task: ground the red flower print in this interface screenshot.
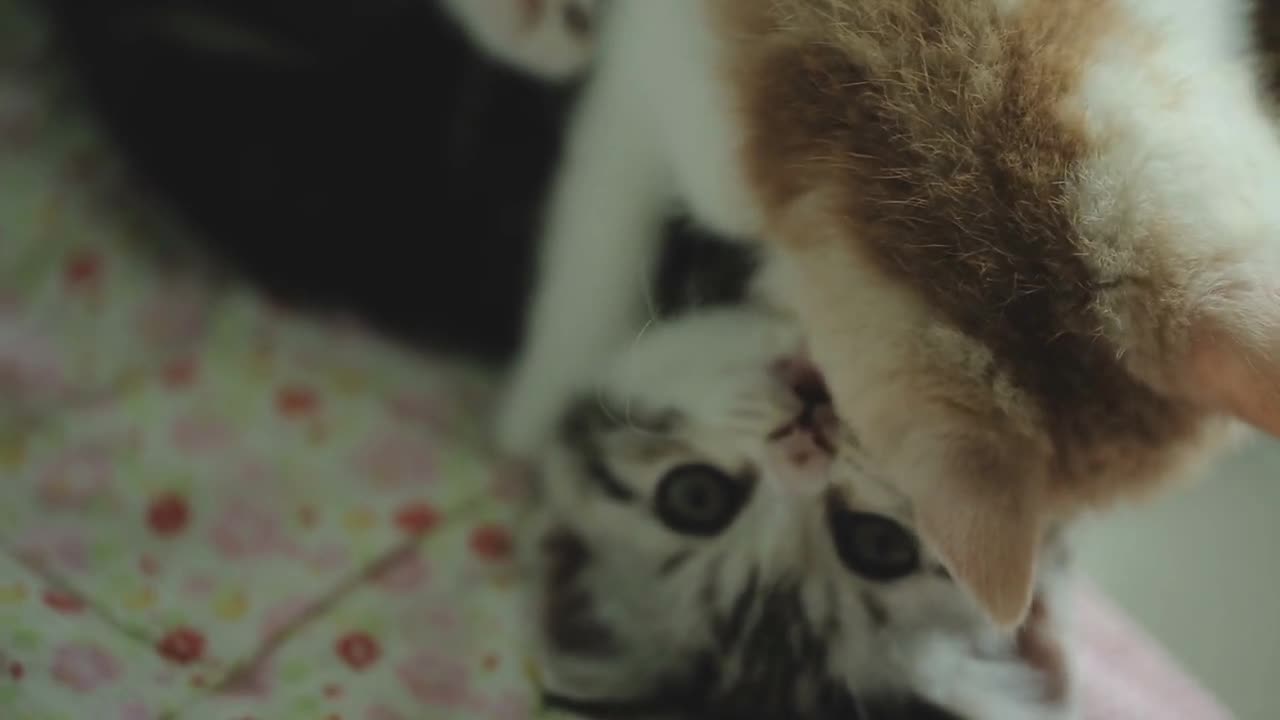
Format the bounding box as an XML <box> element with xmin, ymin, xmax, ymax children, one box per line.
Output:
<box><xmin>351</xmin><ymin>431</ymin><xmax>436</xmax><ymax>489</ymax></box>
<box><xmin>162</xmin><ymin>357</ymin><xmax>198</xmax><ymax>388</ymax></box>
<box><xmin>38</xmin><ymin>445</ymin><xmax>114</xmax><ymax>509</ymax></box>
<box><xmin>157</xmin><ymin>626</ymin><xmax>206</xmax><ymax>665</ymax></box>
<box><xmin>16</xmin><ymin>531</ymin><xmax>89</xmax><ymax>574</ymax></box>
<box><xmin>396</xmin><ymin>651</ymin><xmax>471</xmax><ymax>707</ymax></box>
<box><xmin>373</xmin><ymin>550</ymin><xmax>429</xmax><ymax>594</ymax></box>
<box><xmin>221</xmin><ymin>656</ymin><xmax>274</xmax><ymax>698</ymax></box>
<box><xmin>210</xmin><ymin>500</ymin><xmax>282</xmax><ymax>558</ymax></box>
<box><xmin>335</xmin><ymin>632</ymin><xmax>380</xmax><ymax>671</ymax></box>
<box><xmin>492</xmin><ymin>461</ymin><xmax>535</xmax><ymax>503</ymax></box>
<box><xmin>258</xmin><ymin>598</ymin><xmax>309</xmax><ymax>643</ymax></box>
<box><xmin>394</xmin><ymin>502</ymin><xmax>440</xmax><ymax>536</ymax></box>
<box><xmin>43</xmin><ymin>588</ymin><xmax>85</xmax><ymax>614</ymax></box>
<box><xmin>276</xmin><ymin>385</ymin><xmax>320</xmax><ymax>418</ymax></box>
<box><xmin>298</xmin><ymin>504</ymin><xmax>318</xmax><ymax>528</ymax></box>
<box><xmin>52</xmin><ymin>642</ymin><xmax>121</xmax><ymax>693</ymax></box>
<box><xmin>139</xmin><ymin>553</ymin><xmax>161</xmax><ymax>576</ymax></box>
<box><xmin>170</xmin><ymin>412</ymin><xmax>235</xmax><ymax>455</ymax></box>
<box><xmin>63</xmin><ymin>250</ymin><xmax>102</xmax><ymax>288</ymax></box>
<box><xmin>147</xmin><ymin>493</ymin><xmax>190</xmax><ymax>536</ymax></box>
<box><xmin>135</xmin><ymin>287</ymin><xmax>208</xmax><ymax>348</ymax></box>
<box><xmin>386</xmin><ymin>391</ymin><xmax>443</xmax><ymax>427</ymax></box>
<box><xmin>9</xmin><ymin>662</ymin><xmax>24</xmax><ymax>680</ymax></box>
<box><xmin>469</xmin><ymin>524</ymin><xmax>512</xmax><ymax>561</ymax></box>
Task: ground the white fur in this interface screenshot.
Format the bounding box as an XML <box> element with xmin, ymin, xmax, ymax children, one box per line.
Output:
<box><xmin>497</xmin><ymin>1</ymin><xmax>761</xmax><ymax>454</ymax></box>
<box><xmin>496</xmin><ymin>6</ymin><xmax>675</xmax><ymax>453</ymax></box>
<box><xmin>1072</xmin><ymin>2</ymin><xmax>1280</xmax><ymax>245</ymax></box>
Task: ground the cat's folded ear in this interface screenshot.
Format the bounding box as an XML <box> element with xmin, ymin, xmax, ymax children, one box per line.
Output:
<box><xmin>1184</xmin><ymin>302</ymin><xmax>1280</xmax><ymax>438</ymax></box>
<box><xmin>911</xmin><ymin>438</ymin><xmax>1046</xmax><ymax>628</ymax></box>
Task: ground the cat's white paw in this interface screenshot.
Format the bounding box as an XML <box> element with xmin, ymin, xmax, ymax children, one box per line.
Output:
<box><xmin>911</xmin><ymin>634</ymin><xmax>1075</xmax><ymax>720</ymax></box>
<box><xmin>441</xmin><ymin>0</ymin><xmax>600</xmax><ymax>81</ymax></box>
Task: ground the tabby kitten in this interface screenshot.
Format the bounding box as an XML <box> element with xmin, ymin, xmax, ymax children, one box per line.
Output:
<box><xmin>481</xmin><ymin>0</ymin><xmax>1280</xmax><ymax>626</ymax></box>
<box><xmin>521</xmin><ymin>304</ymin><xmax>1073</xmax><ymax>720</ymax></box>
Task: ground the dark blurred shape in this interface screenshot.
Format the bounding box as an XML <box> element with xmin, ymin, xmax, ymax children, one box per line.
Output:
<box><xmin>40</xmin><ymin>0</ymin><xmax>575</xmax><ymax>360</ymax></box>
<box><xmin>1258</xmin><ymin>0</ymin><xmax>1280</xmax><ymax>97</ymax></box>
<box><xmin>652</xmin><ymin>220</ymin><xmax>759</xmax><ymax>321</ymax></box>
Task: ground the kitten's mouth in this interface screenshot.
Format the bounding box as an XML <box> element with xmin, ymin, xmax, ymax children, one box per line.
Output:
<box><xmin>768</xmin><ymin>357</ymin><xmax>837</xmax><ymax>458</ymax></box>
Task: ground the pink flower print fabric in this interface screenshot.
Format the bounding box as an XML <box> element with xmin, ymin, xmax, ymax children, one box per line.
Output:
<box><xmin>208</xmin><ymin>499</ymin><xmax>287</xmax><ymax>560</ymax></box>
<box><xmin>183</xmin><ymin>509</ymin><xmax>546</xmax><ymax>720</ymax></box>
<box><xmin>35</xmin><ymin>440</ymin><xmax>118</xmax><ymax>510</ymax></box>
<box><xmin>350</xmin><ymin>429</ymin><xmax>438</xmax><ymax>490</ymax></box>
<box><xmin>0</xmin><ymin>554</ymin><xmax>199</xmax><ymax>719</ymax></box>
<box><xmin>50</xmin><ymin>642</ymin><xmax>122</xmax><ymax>694</ymax></box>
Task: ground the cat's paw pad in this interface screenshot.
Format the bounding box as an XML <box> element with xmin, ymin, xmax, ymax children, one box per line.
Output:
<box><xmin>443</xmin><ymin>0</ymin><xmax>600</xmax><ymax>80</ymax></box>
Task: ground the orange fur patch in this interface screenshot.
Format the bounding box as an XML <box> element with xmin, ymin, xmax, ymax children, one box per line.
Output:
<box><xmin>710</xmin><ymin>0</ymin><xmax>1218</xmax><ymax>509</ymax></box>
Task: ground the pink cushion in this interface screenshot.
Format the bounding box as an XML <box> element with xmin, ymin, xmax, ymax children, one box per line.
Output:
<box><xmin>1075</xmin><ymin>582</ymin><xmax>1232</xmax><ymax>719</ymax></box>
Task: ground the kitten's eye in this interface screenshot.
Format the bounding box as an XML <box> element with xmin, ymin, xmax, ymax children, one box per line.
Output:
<box><xmin>828</xmin><ymin>506</ymin><xmax>920</xmax><ymax>581</ymax></box>
<box><xmin>653</xmin><ymin>464</ymin><xmax>748</xmax><ymax>536</ymax></box>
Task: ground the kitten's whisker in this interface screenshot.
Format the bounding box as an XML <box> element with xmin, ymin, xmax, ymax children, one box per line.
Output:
<box><xmin>629</xmin><ymin>314</ymin><xmax>657</xmax><ymax>349</ymax></box>
<box><xmin>593</xmin><ymin>387</ymin><xmax>627</xmax><ymax>431</ymax></box>
<box><xmin>638</xmin><ymin>258</ymin><xmax>659</xmax><ymax>325</ymax></box>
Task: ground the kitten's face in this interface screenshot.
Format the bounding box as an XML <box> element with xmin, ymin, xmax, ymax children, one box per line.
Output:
<box><xmin>524</xmin><ymin>309</ymin><xmax>1069</xmax><ymax>720</ymax></box>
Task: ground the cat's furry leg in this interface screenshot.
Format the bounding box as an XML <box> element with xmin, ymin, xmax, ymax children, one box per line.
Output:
<box><xmin>910</xmin><ymin>564</ymin><xmax>1078</xmax><ymax>720</ymax></box>
<box><xmin>438</xmin><ymin>0</ymin><xmax>599</xmax><ymax>80</ymax></box>
<box><xmin>497</xmin><ymin>38</ymin><xmax>669</xmax><ymax>455</ymax></box>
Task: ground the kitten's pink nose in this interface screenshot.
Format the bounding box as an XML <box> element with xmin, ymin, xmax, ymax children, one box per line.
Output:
<box><xmin>770</xmin><ymin>355</ymin><xmax>837</xmax><ymax>452</ymax></box>
<box><xmin>771</xmin><ymin>356</ymin><xmax>832</xmax><ymax>409</ymax></box>
<box><xmin>766</xmin><ymin>356</ymin><xmax>838</xmax><ymax>496</ymax></box>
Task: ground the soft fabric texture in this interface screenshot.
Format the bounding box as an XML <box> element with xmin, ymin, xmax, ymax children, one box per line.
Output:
<box><xmin>0</xmin><ymin>3</ymin><xmax>1231</xmax><ymax>718</ymax></box>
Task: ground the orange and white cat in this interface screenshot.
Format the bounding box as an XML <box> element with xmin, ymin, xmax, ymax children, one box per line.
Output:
<box><xmin>447</xmin><ymin>0</ymin><xmax>1280</xmax><ymax>627</ymax></box>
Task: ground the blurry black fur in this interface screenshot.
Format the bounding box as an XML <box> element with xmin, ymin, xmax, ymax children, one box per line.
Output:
<box><xmin>652</xmin><ymin>220</ymin><xmax>759</xmax><ymax>322</ymax></box>
<box><xmin>39</xmin><ymin>0</ymin><xmax>572</xmax><ymax>361</ymax></box>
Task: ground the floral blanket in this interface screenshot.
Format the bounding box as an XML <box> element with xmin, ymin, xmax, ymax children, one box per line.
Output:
<box><xmin>0</xmin><ymin>3</ymin><xmax>1233</xmax><ymax>718</ymax></box>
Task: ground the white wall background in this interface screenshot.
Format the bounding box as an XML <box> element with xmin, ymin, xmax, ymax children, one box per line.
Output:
<box><xmin>1079</xmin><ymin>438</ymin><xmax>1280</xmax><ymax>720</ymax></box>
